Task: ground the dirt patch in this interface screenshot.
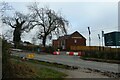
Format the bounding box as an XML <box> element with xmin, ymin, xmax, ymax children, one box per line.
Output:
<box><xmin>65</xmin><ymin>68</ymin><xmax>109</xmax><ymax>78</ymax></box>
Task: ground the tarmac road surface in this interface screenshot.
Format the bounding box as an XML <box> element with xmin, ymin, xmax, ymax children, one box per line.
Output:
<box><xmin>12</xmin><ymin>51</ymin><xmax>119</xmax><ymax>74</ymax></box>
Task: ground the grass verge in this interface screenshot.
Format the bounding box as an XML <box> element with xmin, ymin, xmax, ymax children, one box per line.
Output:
<box><xmin>80</xmin><ymin>56</ymin><xmax>120</xmax><ymax>64</ymax></box>
<box><xmin>5</xmin><ymin>56</ymin><xmax>67</xmax><ymax>79</ymax></box>
<box><xmin>11</xmin><ymin>56</ymin><xmax>78</xmax><ymax>70</ymax></box>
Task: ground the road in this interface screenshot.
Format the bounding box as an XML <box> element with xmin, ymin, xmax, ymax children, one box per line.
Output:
<box><xmin>12</xmin><ymin>51</ymin><xmax>119</xmax><ymax>74</ymax></box>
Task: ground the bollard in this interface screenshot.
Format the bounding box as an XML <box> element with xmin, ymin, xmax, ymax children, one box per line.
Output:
<box><xmin>53</xmin><ymin>51</ymin><xmax>60</xmax><ymax>55</ymax></box>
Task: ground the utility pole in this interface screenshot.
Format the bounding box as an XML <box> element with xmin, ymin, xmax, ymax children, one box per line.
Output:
<box><xmin>88</xmin><ymin>27</ymin><xmax>91</xmax><ymax>46</ymax></box>
<box><xmin>102</xmin><ymin>31</ymin><xmax>104</xmax><ymax>46</ymax></box>
<box><xmin>98</xmin><ymin>34</ymin><xmax>100</xmax><ymax>46</ymax></box>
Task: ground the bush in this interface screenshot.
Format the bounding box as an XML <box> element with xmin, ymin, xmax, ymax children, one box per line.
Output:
<box><xmin>2</xmin><ymin>38</ymin><xmax>11</xmax><ymax>78</ymax></box>
<box><xmin>2</xmin><ymin>39</ymin><xmax>10</xmax><ymax>64</ymax></box>
<box><xmin>44</xmin><ymin>46</ymin><xmax>55</xmax><ymax>54</ymax></box>
<box><xmin>83</xmin><ymin>50</ymin><xmax>119</xmax><ymax>60</ymax></box>
<box><xmin>17</xmin><ymin>44</ymin><xmax>40</xmax><ymax>52</ymax></box>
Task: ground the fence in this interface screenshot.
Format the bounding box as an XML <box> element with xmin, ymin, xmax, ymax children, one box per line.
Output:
<box><xmin>70</xmin><ymin>46</ymin><xmax>120</xmax><ymax>60</ymax></box>
<box><xmin>70</xmin><ymin>46</ymin><xmax>120</xmax><ymax>52</ymax></box>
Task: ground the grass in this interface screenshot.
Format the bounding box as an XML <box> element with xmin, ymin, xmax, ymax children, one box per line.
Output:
<box><xmin>9</xmin><ymin>56</ymin><xmax>67</xmax><ymax>79</ymax></box>
<box><xmin>35</xmin><ymin>67</ymin><xmax>66</xmax><ymax>78</ymax></box>
<box><xmin>11</xmin><ymin>56</ymin><xmax>74</xmax><ymax>69</ymax></box>
<box><xmin>3</xmin><ymin>59</ymin><xmax>36</xmax><ymax>78</ymax></box>
<box><xmin>80</xmin><ymin>56</ymin><xmax>120</xmax><ymax>64</ymax></box>
<box><xmin>28</xmin><ymin>59</ymin><xmax>73</xmax><ymax>69</ymax></box>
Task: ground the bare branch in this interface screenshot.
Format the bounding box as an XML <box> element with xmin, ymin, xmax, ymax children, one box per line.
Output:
<box><xmin>28</xmin><ymin>3</ymin><xmax>69</xmax><ymax>46</ymax></box>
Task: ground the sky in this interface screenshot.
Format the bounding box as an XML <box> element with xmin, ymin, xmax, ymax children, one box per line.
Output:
<box><xmin>0</xmin><ymin>0</ymin><xmax>119</xmax><ymax>46</ymax></box>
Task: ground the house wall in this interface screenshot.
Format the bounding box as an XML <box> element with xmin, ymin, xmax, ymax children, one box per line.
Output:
<box><xmin>52</xmin><ymin>31</ymin><xmax>86</xmax><ymax>50</ymax></box>
<box><xmin>65</xmin><ymin>32</ymin><xmax>86</xmax><ymax>50</ymax></box>
<box><xmin>52</xmin><ymin>40</ymin><xmax>59</xmax><ymax>49</ymax></box>
<box><xmin>66</xmin><ymin>38</ymin><xmax>86</xmax><ymax>50</ymax></box>
<box><xmin>58</xmin><ymin>39</ymin><xmax>66</xmax><ymax>50</ymax></box>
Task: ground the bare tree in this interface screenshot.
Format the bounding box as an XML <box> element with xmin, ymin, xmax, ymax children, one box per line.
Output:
<box><xmin>2</xmin><ymin>11</ymin><xmax>30</xmax><ymax>48</ymax></box>
<box><xmin>31</xmin><ymin>36</ymin><xmax>37</xmax><ymax>45</ymax></box>
<box><xmin>0</xmin><ymin>2</ymin><xmax>13</xmax><ymax>41</ymax></box>
<box><xmin>2</xmin><ymin>29</ymin><xmax>13</xmax><ymax>42</ymax></box>
<box><xmin>0</xmin><ymin>2</ymin><xmax>13</xmax><ymax>16</ymax></box>
<box><xmin>28</xmin><ymin>3</ymin><xmax>69</xmax><ymax>47</ymax></box>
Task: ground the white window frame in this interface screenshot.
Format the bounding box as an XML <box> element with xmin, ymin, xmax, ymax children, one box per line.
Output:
<box><xmin>74</xmin><ymin>39</ymin><xmax>77</xmax><ymax>43</ymax></box>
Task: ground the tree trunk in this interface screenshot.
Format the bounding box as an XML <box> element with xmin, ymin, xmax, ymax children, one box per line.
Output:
<box><xmin>42</xmin><ymin>36</ymin><xmax>46</xmax><ymax>47</ymax></box>
<box><xmin>13</xmin><ymin>27</ymin><xmax>21</xmax><ymax>48</ymax></box>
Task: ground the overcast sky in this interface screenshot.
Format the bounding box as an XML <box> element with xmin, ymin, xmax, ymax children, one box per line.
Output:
<box><xmin>0</xmin><ymin>0</ymin><xmax>119</xmax><ymax>46</ymax></box>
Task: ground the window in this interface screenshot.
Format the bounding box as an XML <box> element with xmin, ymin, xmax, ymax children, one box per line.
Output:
<box><xmin>74</xmin><ymin>39</ymin><xmax>77</xmax><ymax>43</ymax></box>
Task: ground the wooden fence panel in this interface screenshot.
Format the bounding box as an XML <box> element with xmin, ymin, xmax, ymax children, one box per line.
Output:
<box><xmin>70</xmin><ymin>46</ymin><xmax>120</xmax><ymax>52</ymax></box>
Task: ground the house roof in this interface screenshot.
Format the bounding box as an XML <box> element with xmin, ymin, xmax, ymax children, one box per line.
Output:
<box><xmin>58</xmin><ymin>31</ymin><xmax>86</xmax><ymax>40</ymax></box>
<box><xmin>58</xmin><ymin>35</ymin><xmax>70</xmax><ymax>40</ymax></box>
<box><xmin>70</xmin><ymin>31</ymin><xmax>86</xmax><ymax>40</ymax></box>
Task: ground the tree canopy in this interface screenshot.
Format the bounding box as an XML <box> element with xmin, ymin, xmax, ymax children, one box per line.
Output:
<box><xmin>2</xmin><ymin>11</ymin><xmax>31</xmax><ymax>48</ymax></box>
<box><xmin>1</xmin><ymin>2</ymin><xmax>69</xmax><ymax>47</ymax></box>
<box><xmin>28</xmin><ymin>3</ymin><xmax>69</xmax><ymax>46</ymax></box>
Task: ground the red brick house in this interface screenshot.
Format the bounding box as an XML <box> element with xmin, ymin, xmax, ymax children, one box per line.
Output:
<box><xmin>52</xmin><ymin>31</ymin><xmax>86</xmax><ymax>50</ymax></box>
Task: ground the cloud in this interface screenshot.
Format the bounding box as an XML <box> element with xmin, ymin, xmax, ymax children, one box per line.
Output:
<box><xmin>1</xmin><ymin>2</ymin><xmax>118</xmax><ymax>46</ymax></box>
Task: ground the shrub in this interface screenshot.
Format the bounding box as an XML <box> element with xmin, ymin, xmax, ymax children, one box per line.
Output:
<box><xmin>2</xmin><ymin>39</ymin><xmax>10</xmax><ymax>64</ymax></box>
<box><xmin>2</xmin><ymin>38</ymin><xmax>11</xmax><ymax>78</ymax></box>
<box><xmin>17</xmin><ymin>44</ymin><xmax>40</xmax><ymax>52</ymax></box>
<box><xmin>44</xmin><ymin>46</ymin><xmax>55</xmax><ymax>54</ymax></box>
<box><xmin>83</xmin><ymin>50</ymin><xmax>119</xmax><ymax>60</ymax></box>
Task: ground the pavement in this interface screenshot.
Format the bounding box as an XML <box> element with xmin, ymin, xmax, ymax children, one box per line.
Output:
<box><xmin>12</xmin><ymin>51</ymin><xmax>119</xmax><ymax>74</ymax></box>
